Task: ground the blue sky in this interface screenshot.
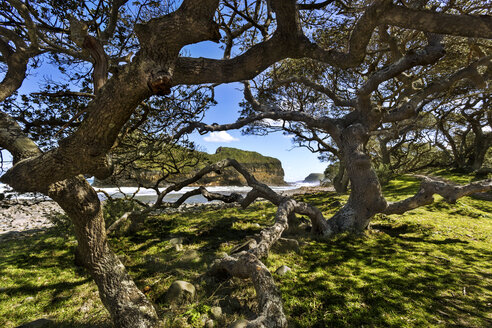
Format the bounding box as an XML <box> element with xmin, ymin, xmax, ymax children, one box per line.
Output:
<box><xmin>1</xmin><ymin>41</ymin><xmax>328</xmax><ymax>182</ymax></box>
<box><xmin>182</xmin><ymin>41</ymin><xmax>327</xmax><ymax>182</ymax></box>
<box><xmin>186</xmin><ymin>82</ymin><xmax>327</xmax><ymax>181</ymax></box>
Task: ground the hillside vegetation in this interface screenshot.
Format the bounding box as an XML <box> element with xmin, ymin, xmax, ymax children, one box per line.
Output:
<box><xmin>1</xmin><ymin>173</ymin><xmax>491</xmax><ymax>327</ymax></box>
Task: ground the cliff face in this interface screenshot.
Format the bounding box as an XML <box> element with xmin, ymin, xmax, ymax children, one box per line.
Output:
<box><xmin>196</xmin><ymin>147</ymin><xmax>286</xmax><ymax>186</ymax></box>
<box><xmin>94</xmin><ymin>147</ymin><xmax>286</xmax><ymax>186</ymax></box>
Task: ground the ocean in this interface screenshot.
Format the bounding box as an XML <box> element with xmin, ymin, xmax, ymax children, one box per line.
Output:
<box><xmin>0</xmin><ymin>180</ymin><xmax>319</xmax><ymax>204</ymax></box>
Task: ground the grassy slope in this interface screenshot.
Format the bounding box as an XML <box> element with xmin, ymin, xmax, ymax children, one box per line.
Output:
<box><xmin>0</xmin><ymin>174</ymin><xmax>491</xmax><ymax>327</ymax></box>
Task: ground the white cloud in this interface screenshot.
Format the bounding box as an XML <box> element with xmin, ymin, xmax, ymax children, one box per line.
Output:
<box><xmin>261</xmin><ymin>118</ymin><xmax>284</xmax><ymax>127</ymax></box>
<box><xmin>203</xmin><ymin>131</ymin><xmax>239</xmax><ymax>143</ymax></box>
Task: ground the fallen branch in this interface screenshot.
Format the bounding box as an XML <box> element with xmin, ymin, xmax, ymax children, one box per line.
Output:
<box><xmin>106</xmin><ymin>159</ymin><xmax>335</xmax><ymax>236</ymax></box>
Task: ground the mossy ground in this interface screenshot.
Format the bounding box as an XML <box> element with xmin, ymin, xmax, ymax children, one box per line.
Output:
<box><xmin>1</xmin><ymin>174</ymin><xmax>491</xmax><ymax>327</ymax></box>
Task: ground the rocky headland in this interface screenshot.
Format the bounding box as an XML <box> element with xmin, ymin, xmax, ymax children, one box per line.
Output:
<box><xmin>94</xmin><ymin>147</ymin><xmax>286</xmax><ymax>187</ymax></box>
<box><xmin>303</xmin><ymin>173</ymin><xmax>325</xmax><ymax>183</ymax></box>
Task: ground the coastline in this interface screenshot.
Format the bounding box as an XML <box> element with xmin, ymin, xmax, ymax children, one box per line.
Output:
<box><xmin>0</xmin><ymin>185</ymin><xmax>333</xmax><ymax>240</ymax></box>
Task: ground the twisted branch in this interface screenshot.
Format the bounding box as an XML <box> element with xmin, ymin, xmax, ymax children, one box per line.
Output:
<box><xmin>384</xmin><ymin>176</ymin><xmax>492</xmax><ymax>215</ymax></box>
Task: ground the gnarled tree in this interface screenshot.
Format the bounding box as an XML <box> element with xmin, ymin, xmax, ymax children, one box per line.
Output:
<box><xmin>1</xmin><ymin>0</ymin><xmax>492</xmax><ymax>327</ymax></box>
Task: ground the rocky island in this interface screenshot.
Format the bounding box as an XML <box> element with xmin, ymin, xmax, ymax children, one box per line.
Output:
<box><xmin>303</xmin><ymin>173</ymin><xmax>325</xmax><ymax>183</ymax></box>
<box><xmin>95</xmin><ymin>147</ymin><xmax>286</xmax><ymax>187</ymax></box>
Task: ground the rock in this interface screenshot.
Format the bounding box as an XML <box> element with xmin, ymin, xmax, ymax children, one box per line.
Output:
<box><xmin>275</xmin><ymin>265</ymin><xmax>291</xmax><ymax>276</ymax></box>
<box><xmin>169</xmin><ymin>237</ymin><xmax>184</xmax><ymax>245</ymax></box>
<box><xmin>273</xmin><ymin>238</ymin><xmax>300</xmax><ymax>253</ymax></box>
<box><xmin>205</xmin><ymin>319</ymin><xmax>215</xmax><ymax>328</ymax></box>
<box><xmin>199</xmin><ymin>314</ymin><xmax>209</xmax><ymax>327</ymax></box>
<box><xmin>164</xmin><ymin>280</ymin><xmax>196</xmax><ymax>306</ymax></box>
<box><xmin>16</xmin><ymin>318</ymin><xmax>54</xmax><ymax>328</ymax></box>
<box><xmin>210</xmin><ymin>306</ymin><xmax>222</xmax><ymax>320</ymax></box>
<box><xmin>251</xmin><ymin>223</ymin><xmax>261</xmax><ymax>229</ymax></box>
<box><xmin>229</xmin><ymin>318</ymin><xmax>248</xmax><ymax>328</ymax></box>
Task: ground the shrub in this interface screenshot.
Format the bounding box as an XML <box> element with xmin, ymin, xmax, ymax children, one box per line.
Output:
<box><xmin>103</xmin><ymin>198</ymin><xmax>144</xmax><ymax>228</ymax></box>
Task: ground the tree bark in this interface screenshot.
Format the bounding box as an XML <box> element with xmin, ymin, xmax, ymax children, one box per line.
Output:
<box><xmin>212</xmin><ymin>199</ymin><xmax>295</xmax><ymax>328</ymax></box>
<box><xmin>333</xmin><ymin>159</ymin><xmax>349</xmax><ymax>193</ymax></box>
<box><xmin>327</xmin><ymin>124</ymin><xmax>387</xmax><ymax>233</ymax></box>
<box><xmin>48</xmin><ymin>177</ymin><xmax>158</xmax><ymax>328</ymax></box>
<box><xmin>470</xmin><ymin>132</ymin><xmax>491</xmax><ymax>171</ymax></box>
<box><xmin>1</xmin><ymin>110</ymin><xmax>159</xmax><ymax>327</ymax></box>
<box><xmin>379</xmin><ymin>138</ymin><xmax>391</xmax><ymax>166</ymax></box>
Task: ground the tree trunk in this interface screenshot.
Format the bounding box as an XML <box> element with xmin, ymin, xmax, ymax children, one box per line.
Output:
<box><xmin>471</xmin><ymin>148</ymin><xmax>486</xmax><ymax>171</ymax></box>
<box><xmin>379</xmin><ymin>138</ymin><xmax>391</xmax><ymax>166</ymax></box>
<box><xmin>470</xmin><ymin>135</ymin><xmax>490</xmax><ymax>171</ymax></box>
<box><xmin>48</xmin><ymin>177</ymin><xmax>158</xmax><ymax>328</ymax></box>
<box><xmin>327</xmin><ymin>124</ymin><xmax>387</xmax><ymax>233</ymax></box>
<box><xmin>333</xmin><ymin>160</ymin><xmax>349</xmax><ymax>193</ymax></box>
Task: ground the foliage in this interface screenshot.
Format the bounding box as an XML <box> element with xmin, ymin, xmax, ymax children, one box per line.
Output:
<box><xmin>323</xmin><ymin>161</ymin><xmax>340</xmax><ymax>183</ymax></box>
<box><xmin>46</xmin><ymin>212</ymin><xmax>73</xmax><ymax>237</ymax></box>
<box><xmin>374</xmin><ymin>164</ymin><xmax>394</xmax><ymax>186</ymax></box>
<box><xmin>103</xmin><ymin>198</ymin><xmax>144</xmax><ymax>228</ymax></box>
<box><xmin>101</xmin><ymin>145</ymin><xmax>284</xmax><ymax>187</ymax></box>
<box><xmin>1</xmin><ymin>0</ymin><xmax>492</xmax><ymax>326</ymax></box>
<box><xmin>207</xmin><ymin>147</ymin><xmax>280</xmax><ymax>165</ymax></box>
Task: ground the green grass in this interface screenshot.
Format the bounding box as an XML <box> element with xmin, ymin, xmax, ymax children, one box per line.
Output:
<box><xmin>423</xmin><ymin>168</ymin><xmax>492</xmax><ymax>184</ymax></box>
<box><xmin>1</xmin><ymin>174</ymin><xmax>491</xmax><ymax>327</ymax></box>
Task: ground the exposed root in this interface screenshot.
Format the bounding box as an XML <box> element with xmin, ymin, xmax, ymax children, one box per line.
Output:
<box><xmin>109</xmin><ymin>159</ymin><xmax>335</xmax><ymax>236</ymax></box>
<box><xmin>105</xmin><ymin>159</ymin><xmax>336</xmax><ymax>325</ymax></box>
<box><xmin>211</xmin><ymin>199</ymin><xmax>296</xmax><ymax>328</ymax></box>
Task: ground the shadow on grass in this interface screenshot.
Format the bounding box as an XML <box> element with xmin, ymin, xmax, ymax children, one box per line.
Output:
<box><xmin>0</xmin><ymin>279</ymin><xmax>90</xmax><ymax>297</ymax></box>
<box><xmin>280</xmin><ymin>230</ymin><xmax>492</xmax><ymax>327</ymax></box>
<box><xmin>371</xmin><ymin>223</ymin><xmax>470</xmax><ymax>245</ymax></box>
<box><xmin>17</xmin><ymin>318</ymin><xmax>111</xmax><ymax>328</ymax></box>
<box><xmin>108</xmin><ymin>209</ymin><xmax>270</xmax><ymax>299</ymax></box>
